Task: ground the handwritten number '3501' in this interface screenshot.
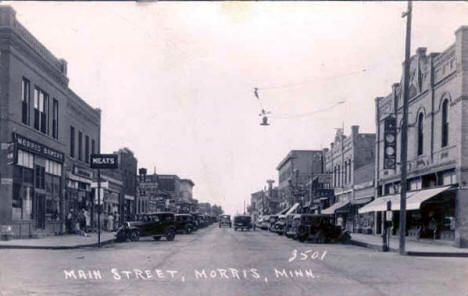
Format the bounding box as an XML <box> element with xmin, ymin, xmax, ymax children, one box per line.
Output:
<box><xmin>288</xmin><ymin>249</ymin><xmax>327</xmax><ymax>262</ymax></box>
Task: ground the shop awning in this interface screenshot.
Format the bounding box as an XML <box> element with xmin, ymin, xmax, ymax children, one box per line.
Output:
<box><xmin>350</xmin><ymin>196</ymin><xmax>373</xmax><ymax>205</ymax></box>
<box><xmin>358</xmin><ymin>195</ymin><xmax>395</xmax><ymax>214</ymax></box>
<box><xmin>285</xmin><ymin>203</ymin><xmax>300</xmax><ymax>215</ymax></box>
<box><xmin>358</xmin><ymin>186</ymin><xmax>452</xmax><ymax>213</ymax></box>
<box><xmin>322</xmin><ymin>200</ymin><xmax>350</xmax><ymax>215</ymax></box>
<box><xmin>406</xmin><ymin>186</ymin><xmax>451</xmax><ymax>210</ymax></box>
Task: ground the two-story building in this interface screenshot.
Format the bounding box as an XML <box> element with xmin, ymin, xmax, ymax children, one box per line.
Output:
<box><xmin>360</xmin><ymin>26</ymin><xmax>468</xmax><ymax>247</ymax></box>
<box><xmin>322</xmin><ymin>126</ymin><xmax>375</xmax><ymax>232</ymax></box>
<box><xmin>0</xmin><ymin>6</ymin><xmax>101</xmax><ymax>238</ymax></box>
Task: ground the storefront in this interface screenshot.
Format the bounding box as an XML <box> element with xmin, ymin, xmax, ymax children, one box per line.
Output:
<box><xmin>358</xmin><ymin>186</ymin><xmax>455</xmax><ymax>241</ymax></box>
<box><xmin>10</xmin><ymin>133</ymin><xmax>64</xmax><ymax>237</ymax></box>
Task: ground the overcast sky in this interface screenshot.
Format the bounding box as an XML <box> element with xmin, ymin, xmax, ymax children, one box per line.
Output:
<box><xmin>7</xmin><ymin>1</ymin><xmax>468</xmax><ymax>215</ymax></box>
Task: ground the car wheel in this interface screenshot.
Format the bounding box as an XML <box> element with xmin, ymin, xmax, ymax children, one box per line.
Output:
<box><xmin>153</xmin><ymin>236</ymin><xmax>161</xmax><ymax>241</ymax></box>
<box><xmin>129</xmin><ymin>230</ymin><xmax>140</xmax><ymax>242</ymax></box>
<box><xmin>166</xmin><ymin>229</ymin><xmax>176</xmax><ymax>241</ymax></box>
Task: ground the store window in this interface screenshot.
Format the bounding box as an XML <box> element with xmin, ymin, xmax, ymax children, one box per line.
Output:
<box><xmin>45</xmin><ymin>173</ymin><xmax>60</xmax><ymax>221</ymax></box>
<box><xmin>12</xmin><ymin>165</ymin><xmax>34</xmax><ymax>221</ymax></box>
<box><xmin>17</xmin><ymin>150</ymin><xmax>34</xmax><ymax>169</ymax></box>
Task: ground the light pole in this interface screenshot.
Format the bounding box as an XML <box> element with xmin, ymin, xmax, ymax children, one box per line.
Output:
<box><xmin>399</xmin><ymin>0</ymin><xmax>412</xmax><ymax>255</ymax></box>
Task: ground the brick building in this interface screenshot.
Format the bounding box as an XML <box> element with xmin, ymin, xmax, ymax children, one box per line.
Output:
<box><xmin>323</xmin><ymin>126</ymin><xmax>375</xmax><ymax>232</ymax></box>
<box><xmin>0</xmin><ymin>6</ymin><xmax>101</xmax><ymax>237</ymax></box>
<box><xmin>359</xmin><ymin>26</ymin><xmax>468</xmax><ymax>247</ymax></box>
<box><xmin>276</xmin><ymin>150</ymin><xmax>323</xmax><ymax>210</ymax></box>
<box><xmin>116</xmin><ymin>148</ymin><xmax>137</xmax><ymax>222</ymax></box>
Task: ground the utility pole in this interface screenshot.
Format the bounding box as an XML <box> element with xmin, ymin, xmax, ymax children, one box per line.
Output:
<box><xmin>399</xmin><ymin>0</ymin><xmax>412</xmax><ymax>255</ymax></box>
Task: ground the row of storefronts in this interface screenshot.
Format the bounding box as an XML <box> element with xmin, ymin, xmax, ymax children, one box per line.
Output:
<box><xmin>0</xmin><ymin>7</ymin><xmax>138</xmax><ymax>238</ymax></box>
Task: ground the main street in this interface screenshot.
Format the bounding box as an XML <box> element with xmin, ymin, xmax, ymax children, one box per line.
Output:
<box><xmin>0</xmin><ymin>226</ymin><xmax>466</xmax><ymax>296</ymax></box>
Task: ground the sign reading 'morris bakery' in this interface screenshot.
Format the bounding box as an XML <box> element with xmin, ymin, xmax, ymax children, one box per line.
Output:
<box><xmin>90</xmin><ymin>154</ymin><xmax>119</xmax><ymax>169</ymax></box>
<box><xmin>12</xmin><ymin>133</ymin><xmax>65</xmax><ymax>163</ymax></box>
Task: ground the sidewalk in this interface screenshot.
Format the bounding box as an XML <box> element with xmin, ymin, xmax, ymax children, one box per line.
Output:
<box><xmin>0</xmin><ymin>231</ymin><xmax>116</xmax><ymax>250</ymax></box>
<box><xmin>350</xmin><ymin>233</ymin><xmax>468</xmax><ymax>257</ymax></box>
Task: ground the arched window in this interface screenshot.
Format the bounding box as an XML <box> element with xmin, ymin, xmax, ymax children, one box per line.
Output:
<box><xmin>417</xmin><ymin>113</ymin><xmax>424</xmax><ymax>155</ymax></box>
<box><xmin>442</xmin><ymin>100</ymin><xmax>449</xmax><ymax>147</ymax></box>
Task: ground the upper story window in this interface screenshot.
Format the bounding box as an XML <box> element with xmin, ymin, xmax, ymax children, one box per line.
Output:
<box><xmin>78</xmin><ymin>131</ymin><xmax>83</xmax><ymax>161</ymax></box>
<box><xmin>85</xmin><ymin>135</ymin><xmax>89</xmax><ymax>163</ymax></box>
<box><xmin>52</xmin><ymin>99</ymin><xmax>59</xmax><ymax>139</ymax></box>
<box><xmin>70</xmin><ymin>126</ymin><xmax>75</xmax><ymax>157</ymax></box>
<box><xmin>441</xmin><ymin>100</ymin><xmax>449</xmax><ymax>147</ymax></box>
<box><xmin>33</xmin><ymin>87</ymin><xmax>48</xmax><ymax>134</ymax></box>
<box><xmin>21</xmin><ymin>78</ymin><xmax>31</xmax><ymax>125</ymax></box>
<box><xmin>417</xmin><ymin>113</ymin><xmax>424</xmax><ymax>155</ymax></box>
<box><xmin>91</xmin><ymin>139</ymin><xmax>96</xmax><ymax>155</ymax></box>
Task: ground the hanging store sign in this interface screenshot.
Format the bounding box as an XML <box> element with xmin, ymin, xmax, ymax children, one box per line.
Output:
<box><xmin>12</xmin><ymin>133</ymin><xmax>64</xmax><ymax>163</ymax></box>
<box><xmin>90</xmin><ymin>154</ymin><xmax>119</xmax><ymax>169</ymax></box>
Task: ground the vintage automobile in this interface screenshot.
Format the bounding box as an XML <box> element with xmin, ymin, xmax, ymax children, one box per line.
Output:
<box><xmin>175</xmin><ymin>214</ymin><xmax>195</xmax><ymax>234</ymax></box>
<box><xmin>233</xmin><ymin>215</ymin><xmax>254</xmax><ymax>231</ymax></box>
<box><xmin>115</xmin><ymin>212</ymin><xmax>176</xmax><ymax>242</ymax></box>
<box><xmin>272</xmin><ymin>215</ymin><xmax>287</xmax><ymax>235</ymax></box>
<box><xmin>219</xmin><ymin>214</ymin><xmax>232</xmax><ymax>228</ymax></box>
<box><xmin>255</xmin><ymin>216</ymin><xmax>264</xmax><ymax>229</ymax></box>
<box><xmin>259</xmin><ymin>215</ymin><xmax>270</xmax><ymax>230</ymax></box>
<box><xmin>296</xmin><ymin>214</ymin><xmax>351</xmax><ymax>243</ymax></box>
<box><xmin>285</xmin><ymin>214</ymin><xmax>302</xmax><ymax>239</ymax></box>
<box><xmin>268</xmin><ymin>215</ymin><xmax>279</xmax><ymax>232</ymax></box>
<box><xmin>284</xmin><ymin>214</ymin><xmax>296</xmax><ymax>237</ymax></box>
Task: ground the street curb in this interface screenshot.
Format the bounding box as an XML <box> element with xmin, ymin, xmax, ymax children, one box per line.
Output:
<box><xmin>350</xmin><ymin>239</ymin><xmax>468</xmax><ymax>257</ymax></box>
<box><xmin>0</xmin><ymin>238</ymin><xmax>115</xmax><ymax>250</ymax></box>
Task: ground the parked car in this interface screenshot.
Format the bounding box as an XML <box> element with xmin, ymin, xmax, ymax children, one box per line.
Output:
<box><xmin>301</xmin><ymin>214</ymin><xmax>351</xmax><ymax>243</ymax></box>
<box><xmin>268</xmin><ymin>215</ymin><xmax>279</xmax><ymax>232</ymax></box>
<box><xmin>255</xmin><ymin>217</ymin><xmax>264</xmax><ymax>229</ymax></box>
<box><xmin>175</xmin><ymin>214</ymin><xmax>195</xmax><ymax>234</ymax></box>
<box><xmin>219</xmin><ymin>215</ymin><xmax>232</xmax><ymax>228</ymax></box>
<box><xmin>284</xmin><ymin>214</ymin><xmax>297</xmax><ymax>237</ymax></box>
<box><xmin>285</xmin><ymin>214</ymin><xmax>302</xmax><ymax>239</ymax></box>
<box><xmin>115</xmin><ymin>212</ymin><xmax>176</xmax><ymax>242</ymax></box>
<box><xmin>233</xmin><ymin>215</ymin><xmax>254</xmax><ymax>231</ymax></box>
<box><xmin>259</xmin><ymin>215</ymin><xmax>270</xmax><ymax>230</ymax></box>
<box><xmin>272</xmin><ymin>215</ymin><xmax>287</xmax><ymax>235</ymax></box>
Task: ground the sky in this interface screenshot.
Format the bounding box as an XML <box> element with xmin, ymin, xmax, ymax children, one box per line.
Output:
<box><xmin>6</xmin><ymin>1</ymin><xmax>468</xmax><ymax>215</ymax></box>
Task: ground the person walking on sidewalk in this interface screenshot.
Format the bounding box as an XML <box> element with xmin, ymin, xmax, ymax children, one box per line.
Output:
<box><xmin>84</xmin><ymin>208</ymin><xmax>91</xmax><ymax>233</ymax></box>
<box><xmin>107</xmin><ymin>212</ymin><xmax>114</xmax><ymax>232</ymax></box>
<box><xmin>66</xmin><ymin>209</ymin><xmax>73</xmax><ymax>234</ymax></box>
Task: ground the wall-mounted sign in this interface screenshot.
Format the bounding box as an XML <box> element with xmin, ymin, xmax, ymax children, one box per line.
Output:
<box><xmin>12</xmin><ymin>133</ymin><xmax>64</xmax><ymax>163</ymax></box>
<box><xmin>90</xmin><ymin>154</ymin><xmax>119</xmax><ymax>169</ymax></box>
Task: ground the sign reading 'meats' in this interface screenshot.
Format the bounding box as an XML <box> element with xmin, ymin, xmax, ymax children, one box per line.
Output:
<box><xmin>90</xmin><ymin>154</ymin><xmax>119</xmax><ymax>169</ymax></box>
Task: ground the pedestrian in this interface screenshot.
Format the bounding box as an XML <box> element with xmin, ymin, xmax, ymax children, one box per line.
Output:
<box><xmin>84</xmin><ymin>208</ymin><xmax>91</xmax><ymax>233</ymax></box>
<box><xmin>66</xmin><ymin>209</ymin><xmax>73</xmax><ymax>234</ymax></box>
<box><xmin>107</xmin><ymin>212</ymin><xmax>114</xmax><ymax>232</ymax></box>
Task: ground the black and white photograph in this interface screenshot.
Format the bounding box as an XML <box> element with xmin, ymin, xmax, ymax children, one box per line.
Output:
<box><xmin>0</xmin><ymin>1</ymin><xmax>468</xmax><ymax>296</ymax></box>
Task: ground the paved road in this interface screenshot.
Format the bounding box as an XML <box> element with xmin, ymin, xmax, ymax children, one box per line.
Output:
<box><xmin>0</xmin><ymin>225</ymin><xmax>467</xmax><ymax>296</ymax></box>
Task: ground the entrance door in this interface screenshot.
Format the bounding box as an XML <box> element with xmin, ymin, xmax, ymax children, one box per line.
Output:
<box><xmin>35</xmin><ymin>194</ymin><xmax>46</xmax><ymax>229</ymax></box>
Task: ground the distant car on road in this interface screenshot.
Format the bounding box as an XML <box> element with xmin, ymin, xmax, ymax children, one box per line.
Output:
<box><xmin>219</xmin><ymin>215</ymin><xmax>232</xmax><ymax>228</ymax></box>
<box><xmin>175</xmin><ymin>214</ymin><xmax>195</xmax><ymax>234</ymax></box>
<box><xmin>233</xmin><ymin>215</ymin><xmax>253</xmax><ymax>231</ymax></box>
<box><xmin>115</xmin><ymin>212</ymin><xmax>176</xmax><ymax>242</ymax></box>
